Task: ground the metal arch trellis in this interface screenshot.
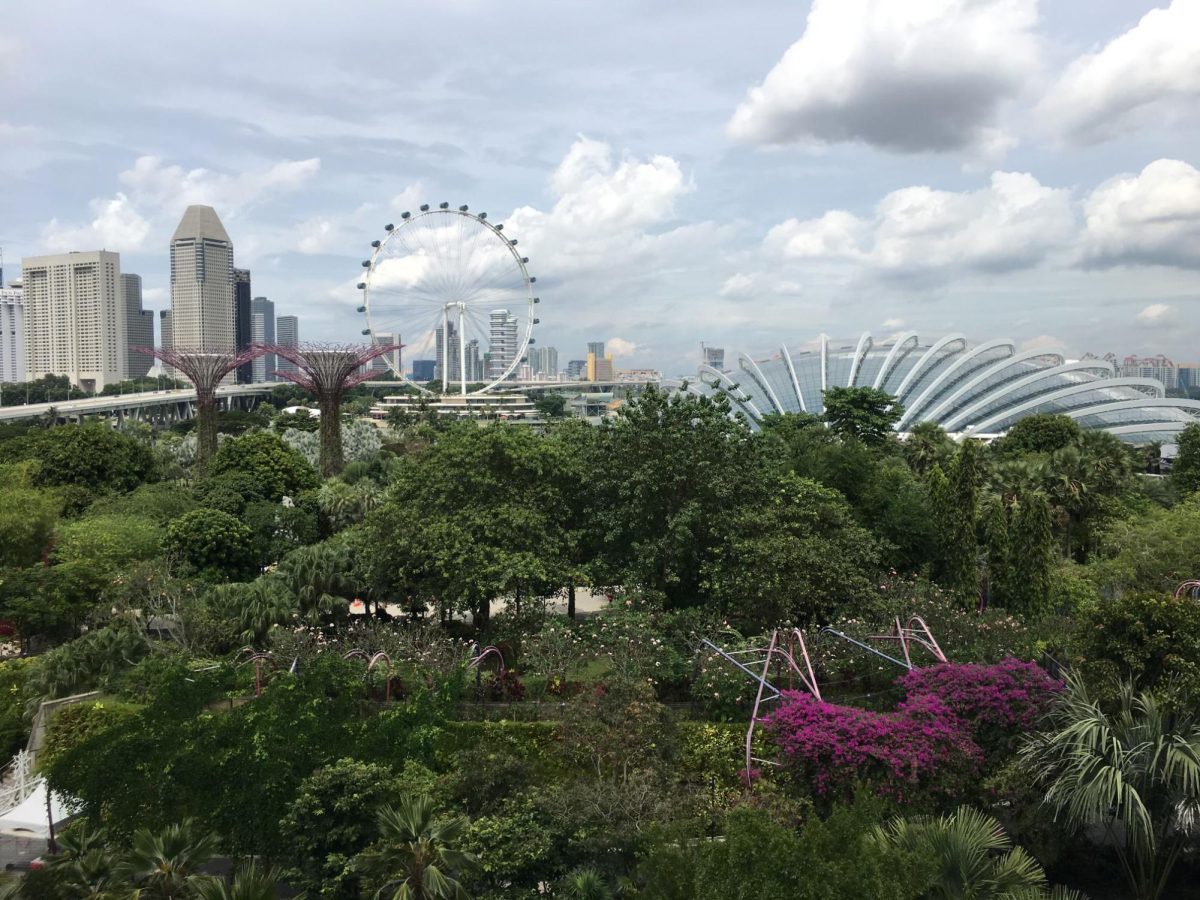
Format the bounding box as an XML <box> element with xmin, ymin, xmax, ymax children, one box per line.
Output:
<box><xmin>344</xmin><ymin>649</ymin><xmax>397</xmax><ymax>702</ymax></box>
<box><xmin>701</xmin><ymin>615</ymin><xmax>949</xmax><ymax>783</ymax></box>
<box><xmin>237</xmin><ymin>648</ymin><xmax>278</xmax><ymax>698</ymax></box>
<box><xmin>1174</xmin><ymin>580</ymin><xmax>1200</xmax><ymax>600</ymax></box>
<box><xmin>466</xmin><ymin>643</ymin><xmax>506</xmax><ymax>679</ymax></box>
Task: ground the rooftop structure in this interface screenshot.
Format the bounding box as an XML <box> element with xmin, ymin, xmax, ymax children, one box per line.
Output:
<box><xmin>687</xmin><ymin>332</ymin><xmax>1200</xmax><ymax>444</ymax></box>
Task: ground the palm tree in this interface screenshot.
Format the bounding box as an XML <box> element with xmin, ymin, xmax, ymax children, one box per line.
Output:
<box><xmin>1020</xmin><ymin>675</ymin><xmax>1200</xmax><ymax>900</ymax></box>
<box><xmin>873</xmin><ymin>806</ymin><xmax>1077</xmax><ymax>899</ymax></box>
<box><xmin>356</xmin><ymin>795</ymin><xmax>478</xmax><ymax>900</ymax></box>
<box><xmin>208</xmin><ymin>581</ymin><xmax>295</xmax><ymax>646</ymax></box>
<box><xmin>276</xmin><ymin>543</ymin><xmax>356</xmax><ymax>624</ymax></box>
<box><xmin>121</xmin><ymin>819</ymin><xmax>219</xmax><ymax>899</ymax></box>
<box><xmin>193</xmin><ymin>861</ymin><xmax>282</xmax><ymax>900</ymax></box>
<box><xmin>52</xmin><ymin>849</ymin><xmax>138</xmax><ymax>900</ymax></box>
<box><xmin>560</xmin><ymin>868</ymin><xmax>615</xmax><ymax>900</ymax></box>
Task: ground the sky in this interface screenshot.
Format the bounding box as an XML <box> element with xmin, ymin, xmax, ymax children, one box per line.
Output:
<box><xmin>2</xmin><ymin>0</ymin><xmax>1199</xmax><ymax>376</ymax></box>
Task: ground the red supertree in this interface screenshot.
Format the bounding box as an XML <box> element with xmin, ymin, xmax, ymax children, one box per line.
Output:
<box><xmin>137</xmin><ymin>346</ymin><xmax>264</xmax><ymax>468</ymax></box>
<box><xmin>261</xmin><ymin>342</ymin><xmax>400</xmax><ymax>476</ymax></box>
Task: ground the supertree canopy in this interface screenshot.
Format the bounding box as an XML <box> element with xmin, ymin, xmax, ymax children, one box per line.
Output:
<box><xmin>262</xmin><ymin>342</ymin><xmax>399</xmax><ymax>476</ymax></box>
<box><xmin>137</xmin><ymin>346</ymin><xmax>264</xmax><ymax>468</ymax></box>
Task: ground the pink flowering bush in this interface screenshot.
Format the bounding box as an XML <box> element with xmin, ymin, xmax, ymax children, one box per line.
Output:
<box><xmin>899</xmin><ymin>658</ymin><xmax>1063</xmax><ymax>753</ymax></box>
<box><xmin>763</xmin><ymin>690</ymin><xmax>983</xmax><ymax>807</ymax></box>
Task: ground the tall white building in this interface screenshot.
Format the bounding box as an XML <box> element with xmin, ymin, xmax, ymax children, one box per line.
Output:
<box><xmin>169</xmin><ymin>205</ymin><xmax>234</xmax><ymax>353</ymax></box>
<box><xmin>372</xmin><ymin>331</ymin><xmax>402</xmax><ymax>376</ymax></box>
<box><xmin>0</xmin><ymin>283</ymin><xmax>24</xmax><ymax>383</ymax></box>
<box><xmin>122</xmin><ymin>273</ymin><xmax>155</xmax><ymax>379</ymax></box>
<box><xmin>488</xmin><ymin>309</ymin><xmax>518</xmax><ymax>380</ymax></box>
<box><xmin>21</xmin><ymin>251</ymin><xmax>126</xmax><ymax>391</ymax></box>
<box><xmin>251</xmin><ymin>312</ymin><xmax>268</xmax><ymax>382</ymax></box>
<box><xmin>251</xmin><ymin>296</ymin><xmax>275</xmax><ymax>380</ymax></box>
<box><xmin>435</xmin><ymin>319</ymin><xmax>460</xmax><ymax>383</ymax></box>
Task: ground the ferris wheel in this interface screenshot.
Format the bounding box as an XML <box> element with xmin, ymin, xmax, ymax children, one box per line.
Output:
<box><xmin>356</xmin><ymin>203</ymin><xmax>539</xmax><ymax>395</ymax></box>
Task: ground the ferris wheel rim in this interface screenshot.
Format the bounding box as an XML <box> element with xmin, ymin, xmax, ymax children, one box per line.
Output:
<box><xmin>360</xmin><ymin>206</ymin><xmax>536</xmax><ymax>395</ymax></box>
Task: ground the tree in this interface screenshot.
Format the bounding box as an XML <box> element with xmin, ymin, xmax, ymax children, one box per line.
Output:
<box><xmin>206</xmin><ymin>580</ymin><xmax>294</xmax><ymax>646</ymax></box>
<box><xmin>208</xmin><ymin>431</ymin><xmax>319</xmax><ymax>502</ymax></box>
<box><xmin>533</xmin><ymin>392</ymin><xmax>567</xmax><ymax>419</ymax></box>
<box><xmin>355</xmin><ymin>795</ymin><xmax>479</xmax><ymax>900</ymax></box>
<box><xmin>0</xmin><ymin>481</ymin><xmax>59</xmax><ymax>568</ymax></box>
<box><xmin>193</xmin><ymin>862</ymin><xmax>282</xmax><ymax>900</ymax></box>
<box><xmin>363</xmin><ymin>424</ymin><xmax>570</xmax><ymax>627</ymax></box>
<box><xmin>275</xmin><ymin>542</ymin><xmax>356</xmax><ymax>624</ymax></box>
<box><xmin>141</xmin><ymin>347</ymin><xmax>264</xmax><ymax>469</ymax></box>
<box><xmin>1009</xmin><ymin>493</ymin><xmax>1053</xmax><ymax>615</ymax></box>
<box><xmin>1021</xmin><ymin>675</ymin><xmax>1200</xmax><ymax>900</ymax></box>
<box><xmin>930</xmin><ymin>441</ymin><xmax>980</xmax><ymax>600</ymax></box>
<box><xmin>702</xmin><ymin>473</ymin><xmax>881</xmax><ymax>627</ymax></box>
<box><xmin>821</xmin><ymin>385</ymin><xmax>903</xmax><ymax>446</ymax></box>
<box><xmin>997</xmin><ymin>414</ymin><xmax>1082</xmax><ymax>456</ymax></box>
<box><xmin>1171</xmin><ymin>421</ymin><xmax>1200</xmax><ymax>495</ymax></box>
<box><xmin>903</xmin><ymin>421</ymin><xmax>955</xmax><ymax>475</ymax></box>
<box><xmin>873</xmin><ymin>806</ymin><xmax>1080</xmax><ymax>900</ymax></box>
<box><xmin>0</xmin><ymin>423</ymin><xmax>158</xmax><ymax>493</ymax></box>
<box><xmin>280</xmin><ymin>758</ymin><xmax>402</xmax><ymax>899</ymax></box>
<box><xmin>122</xmin><ymin>819</ymin><xmax>219</xmax><ymax>899</ymax></box>
<box><xmin>165</xmin><ymin>508</ymin><xmax>257</xmax><ymax>582</ymax></box>
<box><xmin>263</xmin><ymin>342</ymin><xmax>398</xmax><ymax>476</ymax></box>
<box><xmin>273</xmin><ymin>408</ymin><xmax>320</xmax><ymax>432</ymax></box>
<box><xmin>559</xmin><ymin>868</ymin><xmax>614</xmax><ymax>900</ymax></box>
<box><xmin>54</xmin><ymin>513</ymin><xmax>164</xmax><ymax>571</ymax></box>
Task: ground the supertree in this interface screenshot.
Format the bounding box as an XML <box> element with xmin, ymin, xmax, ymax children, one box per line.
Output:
<box><xmin>137</xmin><ymin>346</ymin><xmax>264</xmax><ymax>469</ymax></box>
<box><xmin>262</xmin><ymin>342</ymin><xmax>399</xmax><ymax>476</ymax></box>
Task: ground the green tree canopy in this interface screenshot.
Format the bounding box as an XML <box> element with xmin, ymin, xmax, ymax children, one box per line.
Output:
<box><xmin>208</xmin><ymin>430</ymin><xmax>319</xmax><ymax>502</ymax></box>
<box><xmin>821</xmin><ymin>386</ymin><xmax>903</xmax><ymax>446</ymax></box>
<box><xmin>1171</xmin><ymin>422</ymin><xmax>1200</xmax><ymax>495</ymax></box>
<box><xmin>165</xmin><ymin>508</ymin><xmax>257</xmax><ymax>582</ymax></box>
<box><xmin>0</xmin><ymin>423</ymin><xmax>158</xmax><ymax>493</ymax></box>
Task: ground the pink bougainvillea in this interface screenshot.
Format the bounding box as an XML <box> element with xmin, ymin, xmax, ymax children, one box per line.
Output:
<box><xmin>763</xmin><ymin>658</ymin><xmax>1062</xmax><ymax>805</ymax></box>
<box><xmin>899</xmin><ymin>657</ymin><xmax>1063</xmax><ymax>751</ymax></box>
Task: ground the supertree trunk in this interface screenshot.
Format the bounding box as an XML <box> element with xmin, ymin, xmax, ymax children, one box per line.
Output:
<box><xmin>136</xmin><ymin>347</ymin><xmax>264</xmax><ymax>471</ymax></box>
<box><xmin>261</xmin><ymin>342</ymin><xmax>400</xmax><ymax>477</ymax></box>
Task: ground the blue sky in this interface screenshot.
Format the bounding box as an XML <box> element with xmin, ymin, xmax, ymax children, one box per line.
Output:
<box><xmin>2</xmin><ymin>0</ymin><xmax>1198</xmax><ymax>375</ymax></box>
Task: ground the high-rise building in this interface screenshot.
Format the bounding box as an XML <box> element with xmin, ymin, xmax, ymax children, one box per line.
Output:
<box><xmin>233</xmin><ymin>268</ymin><xmax>253</xmax><ymax>383</ymax></box>
<box><xmin>465</xmin><ymin>338</ymin><xmax>483</xmax><ymax>382</ymax></box>
<box><xmin>159</xmin><ymin>309</ymin><xmax>173</xmax><ymax>376</ymax></box>
<box><xmin>250</xmin><ymin>297</ymin><xmax>276</xmax><ymax>381</ymax></box>
<box><xmin>21</xmin><ymin>250</ymin><xmax>126</xmax><ymax>391</ymax></box>
<box><xmin>587</xmin><ymin>341</ymin><xmax>605</xmax><ymax>358</ymax></box>
<box><xmin>371</xmin><ymin>332</ymin><xmax>402</xmax><ymax>376</ymax></box>
<box><xmin>529</xmin><ymin>346</ymin><xmax>558</xmax><ymax>379</ymax></box>
<box><xmin>488</xmin><ymin>309</ymin><xmax>519</xmax><ymax>379</ymax></box>
<box><xmin>411</xmin><ymin>359</ymin><xmax>436</xmax><ymax>382</ymax></box>
<box><xmin>701</xmin><ymin>343</ymin><xmax>725</xmax><ymax>371</ymax></box>
<box><xmin>276</xmin><ymin>315</ymin><xmax>299</xmax><ymax>377</ymax></box>
<box><xmin>1118</xmin><ymin>354</ymin><xmax>1178</xmax><ymax>389</ymax></box>
<box><xmin>435</xmin><ymin>319</ymin><xmax>461</xmax><ymax>384</ymax></box>
<box><xmin>121</xmin><ymin>274</ymin><xmax>154</xmax><ymax>379</ymax></box>
<box><xmin>593</xmin><ymin>356</ymin><xmax>615</xmax><ymax>381</ymax></box>
<box><xmin>566</xmin><ymin>359</ymin><xmax>586</xmax><ymax>378</ymax></box>
<box><xmin>0</xmin><ymin>282</ymin><xmax>24</xmax><ymax>383</ymax></box>
<box><xmin>586</xmin><ymin>342</ymin><xmax>609</xmax><ymax>381</ymax></box>
<box><xmin>169</xmin><ymin>205</ymin><xmax>235</xmax><ymax>354</ymax></box>
<box><xmin>250</xmin><ymin>312</ymin><xmax>268</xmax><ymax>382</ymax></box>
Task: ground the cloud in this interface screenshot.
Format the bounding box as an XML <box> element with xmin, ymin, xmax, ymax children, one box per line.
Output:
<box><xmin>881</xmin><ymin>317</ymin><xmax>905</xmax><ymax>328</ymax></box>
<box><xmin>39</xmin><ymin>155</ymin><xmax>322</xmax><ymax>254</ymax></box>
<box><xmin>390</xmin><ymin>183</ymin><xmax>425</xmax><ymax>213</ymax></box>
<box><xmin>1019</xmin><ymin>334</ymin><xmax>1069</xmax><ymax>355</ymax></box>
<box><xmin>1080</xmin><ymin>159</ymin><xmax>1200</xmax><ymax>269</ymax></box>
<box><xmin>1136</xmin><ymin>303</ymin><xmax>1174</xmax><ymax>324</ymax></box>
<box><xmin>42</xmin><ymin>192</ymin><xmax>151</xmax><ymax>253</ymax></box>
<box><xmin>606</xmin><ymin>337</ymin><xmax>638</xmax><ymax>357</ymax></box>
<box><xmin>1040</xmin><ymin>0</ymin><xmax>1200</xmax><ymax>145</ymax></box>
<box><xmin>766</xmin><ymin>171</ymin><xmax>1076</xmax><ymax>276</ymax></box>
<box><xmin>727</xmin><ymin>0</ymin><xmax>1038</xmax><ymax>153</ymax></box>
<box><xmin>720</xmin><ymin>273</ymin><xmax>757</xmax><ymax>298</ymax></box>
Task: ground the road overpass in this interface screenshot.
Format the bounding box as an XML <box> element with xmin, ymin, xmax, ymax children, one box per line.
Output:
<box><xmin>0</xmin><ymin>383</ymin><xmax>280</xmax><ymax>424</ymax></box>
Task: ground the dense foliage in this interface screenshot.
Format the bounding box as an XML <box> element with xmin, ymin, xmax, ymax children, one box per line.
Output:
<box><xmin>0</xmin><ymin>390</ymin><xmax>1194</xmax><ymax>898</ymax></box>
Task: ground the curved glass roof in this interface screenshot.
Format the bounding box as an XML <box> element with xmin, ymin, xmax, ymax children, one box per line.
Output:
<box><xmin>689</xmin><ymin>332</ymin><xmax>1200</xmax><ymax>444</ymax></box>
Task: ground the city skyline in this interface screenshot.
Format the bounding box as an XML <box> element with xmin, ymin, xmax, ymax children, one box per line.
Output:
<box><xmin>2</xmin><ymin>2</ymin><xmax>1198</xmax><ymax>376</ymax></box>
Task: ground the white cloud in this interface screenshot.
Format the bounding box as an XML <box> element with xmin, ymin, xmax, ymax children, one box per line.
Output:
<box><xmin>606</xmin><ymin>337</ymin><xmax>638</xmax><ymax>357</ymax></box>
<box><xmin>1040</xmin><ymin>0</ymin><xmax>1200</xmax><ymax>145</ymax></box>
<box><xmin>720</xmin><ymin>273</ymin><xmax>757</xmax><ymax>297</ymax></box>
<box><xmin>1080</xmin><ymin>159</ymin><xmax>1200</xmax><ymax>269</ymax></box>
<box><xmin>766</xmin><ymin>171</ymin><xmax>1076</xmax><ymax>276</ymax></box>
<box><xmin>390</xmin><ymin>183</ymin><xmax>425</xmax><ymax>213</ymax></box>
<box><xmin>882</xmin><ymin>317</ymin><xmax>905</xmax><ymax>328</ymax></box>
<box><xmin>1019</xmin><ymin>334</ymin><xmax>1069</xmax><ymax>355</ymax></box>
<box><xmin>42</xmin><ymin>192</ymin><xmax>151</xmax><ymax>253</ymax></box>
<box><xmin>727</xmin><ymin>0</ymin><xmax>1039</xmax><ymax>153</ymax></box>
<box><xmin>39</xmin><ymin>155</ymin><xmax>321</xmax><ymax>254</ymax></box>
<box><xmin>297</xmin><ymin>219</ymin><xmax>337</xmax><ymax>255</ymax></box>
<box><xmin>1136</xmin><ymin>303</ymin><xmax>1174</xmax><ymax>324</ymax></box>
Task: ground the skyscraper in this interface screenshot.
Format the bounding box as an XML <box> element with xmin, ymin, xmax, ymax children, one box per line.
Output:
<box><xmin>566</xmin><ymin>359</ymin><xmax>586</xmax><ymax>379</ymax></box>
<box><xmin>250</xmin><ymin>297</ymin><xmax>276</xmax><ymax>381</ymax></box>
<box><xmin>0</xmin><ymin>282</ymin><xmax>24</xmax><ymax>383</ymax></box>
<box><xmin>371</xmin><ymin>332</ymin><xmax>402</xmax><ymax>376</ymax></box>
<box><xmin>251</xmin><ymin>312</ymin><xmax>268</xmax><ymax>382</ymax></box>
<box><xmin>276</xmin><ymin>315</ymin><xmax>299</xmax><ymax>377</ymax></box>
<box><xmin>529</xmin><ymin>346</ymin><xmax>558</xmax><ymax>379</ymax></box>
<box><xmin>701</xmin><ymin>343</ymin><xmax>725</xmax><ymax>371</ymax></box>
<box><xmin>465</xmin><ymin>338</ymin><xmax>483</xmax><ymax>382</ymax></box>
<box><xmin>435</xmin><ymin>319</ymin><xmax>461</xmax><ymax>384</ymax></box>
<box><xmin>121</xmin><ymin>273</ymin><xmax>154</xmax><ymax>379</ymax></box>
<box><xmin>488</xmin><ymin>309</ymin><xmax>519</xmax><ymax>380</ymax></box>
<box><xmin>586</xmin><ymin>341</ymin><xmax>608</xmax><ymax>381</ymax></box>
<box><xmin>159</xmin><ymin>309</ymin><xmax>173</xmax><ymax>376</ymax></box>
<box><xmin>169</xmin><ymin>205</ymin><xmax>235</xmax><ymax>354</ymax></box>
<box><xmin>411</xmin><ymin>359</ymin><xmax>435</xmax><ymax>382</ymax></box>
<box><xmin>22</xmin><ymin>250</ymin><xmax>126</xmax><ymax>391</ymax></box>
<box><xmin>233</xmin><ymin>268</ymin><xmax>253</xmax><ymax>383</ymax></box>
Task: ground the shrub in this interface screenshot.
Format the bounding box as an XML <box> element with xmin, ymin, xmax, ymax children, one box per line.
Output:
<box><xmin>165</xmin><ymin>507</ymin><xmax>257</xmax><ymax>582</ymax></box>
<box><xmin>208</xmin><ymin>430</ymin><xmax>318</xmax><ymax>502</ymax></box>
<box><xmin>899</xmin><ymin>658</ymin><xmax>1063</xmax><ymax>754</ymax></box>
<box><xmin>764</xmin><ymin>691</ymin><xmax>982</xmax><ymax>807</ymax></box>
